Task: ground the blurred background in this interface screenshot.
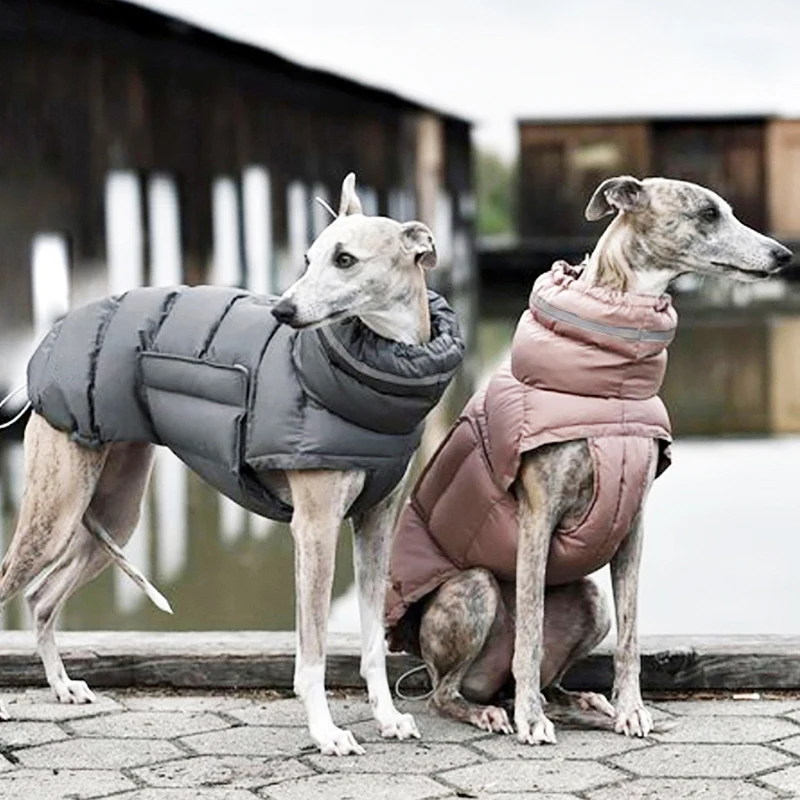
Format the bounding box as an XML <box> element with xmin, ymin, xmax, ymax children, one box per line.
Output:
<box><xmin>1</xmin><ymin>0</ymin><xmax>799</xmax><ymax>637</ymax></box>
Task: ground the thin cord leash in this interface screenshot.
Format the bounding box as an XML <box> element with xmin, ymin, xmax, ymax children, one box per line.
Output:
<box><xmin>0</xmin><ymin>385</ymin><xmax>31</xmax><ymax>430</ymax></box>
<box><xmin>394</xmin><ymin>663</ymin><xmax>433</xmax><ymax>701</ymax></box>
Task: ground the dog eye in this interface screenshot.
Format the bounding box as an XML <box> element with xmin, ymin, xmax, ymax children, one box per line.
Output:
<box><xmin>335</xmin><ymin>252</ymin><xmax>357</xmax><ymax>269</ymax></box>
<box><xmin>700</xmin><ymin>206</ymin><xmax>720</xmax><ymax>223</ymax></box>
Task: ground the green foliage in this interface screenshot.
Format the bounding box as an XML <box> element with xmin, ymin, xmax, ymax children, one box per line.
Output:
<box><xmin>475</xmin><ymin>149</ymin><xmax>517</xmax><ymax>237</ymax></box>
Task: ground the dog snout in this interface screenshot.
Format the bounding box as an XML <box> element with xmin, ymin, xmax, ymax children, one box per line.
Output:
<box><xmin>272</xmin><ymin>298</ymin><xmax>298</xmax><ymax>325</ymax></box>
<box><xmin>772</xmin><ymin>244</ymin><xmax>794</xmax><ymax>270</ymax></box>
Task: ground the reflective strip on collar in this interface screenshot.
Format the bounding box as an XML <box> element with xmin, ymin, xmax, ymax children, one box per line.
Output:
<box><xmin>318</xmin><ymin>326</ymin><xmax>457</xmax><ymax>390</ymax></box>
<box><xmin>530</xmin><ymin>294</ymin><xmax>675</xmax><ymax>343</ymax></box>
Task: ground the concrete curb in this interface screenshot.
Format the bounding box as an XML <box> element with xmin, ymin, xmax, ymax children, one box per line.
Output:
<box><xmin>1</xmin><ymin>632</ymin><xmax>799</xmax><ymax>692</ymax></box>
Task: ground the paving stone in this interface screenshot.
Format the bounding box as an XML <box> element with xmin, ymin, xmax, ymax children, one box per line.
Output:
<box><xmin>16</xmin><ymin>736</ymin><xmax>184</xmax><ymax>769</ymax></box>
<box><xmin>588</xmin><ymin>778</ymin><xmax>778</xmax><ymax>799</ymax></box>
<box><xmin>112</xmin><ymin>790</ymin><xmax>259</xmax><ymax>800</ymax></box>
<box><xmin>258</xmin><ymin>773</ymin><xmax>451</xmax><ymax>800</ymax></box>
<box><xmin>0</xmin><ymin>720</ymin><xmax>68</xmax><ymax>748</ymax></box>
<box><xmin>611</xmin><ymin>743</ymin><xmax>792</xmax><ymax>778</ymax></box>
<box><xmin>771</xmin><ymin>732</ymin><xmax>800</xmax><ymax>757</ymax></box>
<box><xmin>181</xmin><ymin>726</ymin><xmax>312</xmax><ymax>757</ymax></box>
<box><xmin>69</xmin><ymin>710</ymin><xmax>231</xmax><ymax>739</ymax></box>
<box><xmin>652</xmin><ymin>715</ymin><xmax>800</xmax><ymax>743</ymax></box>
<box><xmin>132</xmin><ymin>755</ymin><xmax>313</xmax><ymax>789</ymax></box>
<box><xmin>118</xmin><ymin>692</ymin><xmax>257</xmax><ymax>713</ymax></box>
<box><xmin>656</xmin><ymin>699</ymin><xmax>800</xmax><ymax>717</ymax></box>
<box><xmin>306</xmin><ymin>741</ymin><xmax>482</xmax><ymax>774</ymax></box>
<box><xmin>469</xmin><ymin>795</ymin><xmax>583</xmax><ymax>800</ymax></box>
<box><xmin>780</xmin><ymin>709</ymin><xmax>800</xmax><ymax>725</ymax></box>
<box><xmin>758</xmin><ymin>764</ymin><xmax>800</xmax><ymax>794</ymax></box>
<box><xmin>441</xmin><ymin>759</ymin><xmax>623</xmax><ymax>794</ymax></box>
<box><xmin>350</xmin><ymin>708</ymin><xmax>491</xmax><ymax>743</ymax></box>
<box><xmin>2</xmin><ymin>688</ymin><xmax>124</xmax><ymax>720</ymax></box>
<box><xmin>228</xmin><ymin>696</ymin><xmax>372</xmax><ymax>727</ymax></box>
<box><xmin>0</xmin><ymin>768</ymin><xmax>135</xmax><ymax>799</ymax></box>
<box><xmin>471</xmin><ymin>728</ymin><xmax>651</xmax><ymax>760</ymax></box>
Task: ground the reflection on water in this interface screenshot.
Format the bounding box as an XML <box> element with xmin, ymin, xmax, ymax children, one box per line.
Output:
<box><xmin>1</xmin><ymin>318</ymin><xmax>799</xmax><ymax>636</ymax></box>
<box><xmin>0</xmin><ymin>440</ymin><xmax>355</xmax><ymax>632</ymax></box>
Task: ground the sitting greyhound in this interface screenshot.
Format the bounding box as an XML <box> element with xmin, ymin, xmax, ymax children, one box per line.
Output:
<box><xmin>0</xmin><ymin>174</ymin><xmax>465</xmax><ymax>756</ymax></box>
<box><xmin>386</xmin><ymin>176</ymin><xmax>793</xmax><ymax>744</ymax></box>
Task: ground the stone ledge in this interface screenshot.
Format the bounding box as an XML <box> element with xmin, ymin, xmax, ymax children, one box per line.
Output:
<box><xmin>0</xmin><ymin>632</ymin><xmax>798</xmax><ymax>692</ymax></box>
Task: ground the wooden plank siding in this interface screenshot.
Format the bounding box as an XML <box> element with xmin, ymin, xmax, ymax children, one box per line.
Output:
<box><xmin>767</xmin><ymin>119</ymin><xmax>800</xmax><ymax>238</ymax></box>
<box><xmin>518</xmin><ymin>121</ymin><xmax>650</xmax><ymax>238</ymax></box>
<box><xmin>517</xmin><ymin>115</ymin><xmax>794</xmax><ymax>239</ymax></box>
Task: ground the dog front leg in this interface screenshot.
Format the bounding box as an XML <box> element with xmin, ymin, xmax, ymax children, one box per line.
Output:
<box><xmin>289</xmin><ymin>472</ymin><xmax>365</xmax><ymax>756</ymax></box>
<box><xmin>352</xmin><ymin>487</ymin><xmax>420</xmax><ymax>741</ymax></box>
<box><xmin>610</xmin><ymin>502</ymin><xmax>653</xmax><ymax>737</ymax></box>
<box><xmin>513</xmin><ymin>460</ymin><xmax>556</xmax><ymax>745</ymax></box>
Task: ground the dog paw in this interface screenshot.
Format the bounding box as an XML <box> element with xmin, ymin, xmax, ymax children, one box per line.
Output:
<box><xmin>315</xmin><ymin>725</ymin><xmax>365</xmax><ymax>756</ymax></box>
<box><xmin>614</xmin><ymin>703</ymin><xmax>653</xmax><ymax>737</ymax></box>
<box><xmin>476</xmin><ymin>705</ymin><xmax>514</xmax><ymax>735</ymax></box>
<box><xmin>52</xmin><ymin>679</ymin><xmax>97</xmax><ymax>705</ymax></box>
<box><xmin>577</xmin><ymin>692</ymin><xmax>616</xmax><ymax>717</ymax></box>
<box><xmin>516</xmin><ymin>711</ymin><xmax>557</xmax><ymax>745</ymax></box>
<box><xmin>378</xmin><ymin>710</ymin><xmax>421</xmax><ymax>741</ymax></box>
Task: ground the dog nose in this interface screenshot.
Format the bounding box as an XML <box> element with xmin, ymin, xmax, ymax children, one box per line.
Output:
<box><xmin>272</xmin><ymin>298</ymin><xmax>297</xmax><ymax>325</ymax></box>
<box><xmin>773</xmin><ymin>244</ymin><xmax>793</xmax><ymax>268</ymax></box>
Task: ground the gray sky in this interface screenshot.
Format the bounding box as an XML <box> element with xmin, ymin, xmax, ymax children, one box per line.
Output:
<box><xmin>132</xmin><ymin>0</ymin><xmax>800</xmax><ymax>159</ymax></box>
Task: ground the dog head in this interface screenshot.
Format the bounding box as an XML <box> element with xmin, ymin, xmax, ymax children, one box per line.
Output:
<box><xmin>586</xmin><ymin>176</ymin><xmax>793</xmax><ymax>283</ymax></box>
<box><xmin>272</xmin><ymin>173</ymin><xmax>436</xmax><ymax>334</ymax></box>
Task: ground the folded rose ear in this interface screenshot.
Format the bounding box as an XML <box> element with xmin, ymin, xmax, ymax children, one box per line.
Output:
<box><xmin>338</xmin><ymin>172</ymin><xmax>363</xmax><ymax>216</ymax></box>
<box><xmin>585</xmin><ymin>176</ymin><xmax>649</xmax><ymax>221</ymax></box>
<box><xmin>400</xmin><ymin>221</ymin><xmax>437</xmax><ymax>269</ymax></box>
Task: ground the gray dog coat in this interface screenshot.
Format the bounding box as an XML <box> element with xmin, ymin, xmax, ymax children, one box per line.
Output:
<box><xmin>27</xmin><ymin>285</ymin><xmax>464</xmax><ymax>521</ymax></box>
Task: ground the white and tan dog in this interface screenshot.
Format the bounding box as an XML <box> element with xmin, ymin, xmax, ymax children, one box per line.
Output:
<box><xmin>0</xmin><ymin>174</ymin><xmax>442</xmax><ymax>756</ymax></box>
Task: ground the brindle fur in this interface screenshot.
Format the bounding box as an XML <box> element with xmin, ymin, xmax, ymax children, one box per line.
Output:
<box><xmin>0</xmin><ymin>173</ymin><xmax>440</xmax><ymax>757</ymax></box>
<box><xmin>416</xmin><ymin>176</ymin><xmax>793</xmax><ymax>744</ymax></box>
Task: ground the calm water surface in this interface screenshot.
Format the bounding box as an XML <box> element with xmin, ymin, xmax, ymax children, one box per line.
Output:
<box><xmin>1</xmin><ymin>318</ymin><xmax>798</xmax><ymax>636</ymax></box>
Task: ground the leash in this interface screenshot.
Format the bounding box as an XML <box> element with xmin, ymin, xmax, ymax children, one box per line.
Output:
<box><xmin>394</xmin><ymin>663</ymin><xmax>433</xmax><ymax>701</ymax></box>
<box><xmin>0</xmin><ymin>385</ymin><xmax>31</xmax><ymax>430</ymax></box>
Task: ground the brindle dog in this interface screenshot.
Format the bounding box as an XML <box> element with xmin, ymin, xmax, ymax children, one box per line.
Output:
<box><xmin>414</xmin><ymin>176</ymin><xmax>792</xmax><ymax>744</ymax></box>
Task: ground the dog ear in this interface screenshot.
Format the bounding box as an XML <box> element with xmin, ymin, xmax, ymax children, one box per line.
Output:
<box><xmin>338</xmin><ymin>172</ymin><xmax>363</xmax><ymax>216</ymax></box>
<box><xmin>585</xmin><ymin>176</ymin><xmax>648</xmax><ymax>221</ymax></box>
<box><xmin>401</xmin><ymin>221</ymin><xmax>438</xmax><ymax>269</ymax></box>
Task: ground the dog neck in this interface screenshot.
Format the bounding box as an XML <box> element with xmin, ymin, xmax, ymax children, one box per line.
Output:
<box><xmin>583</xmin><ymin>215</ymin><xmax>676</xmax><ymax>297</ymax></box>
<box><xmin>357</xmin><ymin>267</ymin><xmax>431</xmax><ymax>345</ymax></box>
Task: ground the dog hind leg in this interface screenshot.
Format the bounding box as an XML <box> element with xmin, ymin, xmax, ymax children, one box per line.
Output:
<box><xmin>0</xmin><ymin>415</ymin><xmax>108</xmax><ymax>606</ymax></box>
<box><xmin>24</xmin><ymin>442</ymin><xmax>155</xmax><ymax>705</ymax></box>
<box><xmin>420</xmin><ymin>568</ymin><xmax>514</xmax><ymax>734</ymax></box>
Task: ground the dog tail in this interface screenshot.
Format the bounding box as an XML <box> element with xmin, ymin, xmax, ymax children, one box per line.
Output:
<box><xmin>82</xmin><ymin>512</ymin><xmax>173</xmax><ymax>614</ymax></box>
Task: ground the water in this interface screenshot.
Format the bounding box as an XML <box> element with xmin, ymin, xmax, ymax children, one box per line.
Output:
<box><xmin>1</xmin><ymin>317</ymin><xmax>799</xmax><ymax>637</ymax></box>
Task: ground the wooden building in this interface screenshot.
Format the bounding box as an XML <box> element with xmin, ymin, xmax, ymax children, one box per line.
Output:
<box><xmin>504</xmin><ymin>114</ymin><xmax>800</xmax><ymax>437</ymax></box>
<box><xmin>517</xmin><ymin>115</ymin><xmax>800</xmax><ymax>241</ymax></box>
<box><xmin>0</xmin><ymin>0</ymin><xmax>474</xmax><ymax>397</ymax></box>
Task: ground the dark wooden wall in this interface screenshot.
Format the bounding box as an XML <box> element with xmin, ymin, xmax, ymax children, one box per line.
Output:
<box><xmin>518</xmin><ymin>117</ymin><xmax>769</xmax><ymax>239</ymax></box>
<box><xmin>0</xmin><ymin>0</ymin><xmax>472</xmax><ymax>344</ymax></box>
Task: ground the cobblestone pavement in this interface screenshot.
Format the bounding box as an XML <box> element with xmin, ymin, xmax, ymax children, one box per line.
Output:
<box><xmin>2</xmin><ymin>689</ymin><xmax>800</xmax><ymax>799</ymax></box>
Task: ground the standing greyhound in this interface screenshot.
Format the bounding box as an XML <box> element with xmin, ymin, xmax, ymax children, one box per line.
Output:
<box><xmin>387</xmin><ymin>176</ymin><xmax>793</xmax><ymax>744</ymax></box>
<box><xmin>0</xmin><ymin>174</ymin><xmax>463</xmax><ymax>756</ymax></box>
